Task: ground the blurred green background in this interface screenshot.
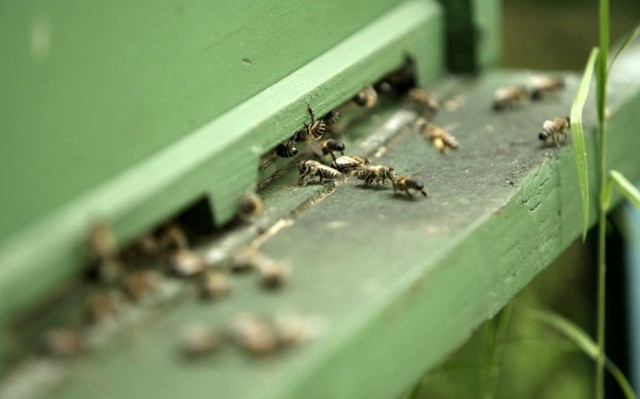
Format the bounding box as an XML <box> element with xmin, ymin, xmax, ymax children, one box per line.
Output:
<box><xmin>408</xmin><ymin>0</ymin><xmax>640</xmax><ymax>398</ymax></box>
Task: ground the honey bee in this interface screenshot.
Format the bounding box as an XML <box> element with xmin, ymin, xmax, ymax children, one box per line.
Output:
<box><xmin>199</xmin><ymin>270</ymin><xmax>230</xmax><ymax>299</ymax></box>
<box><xmin>170</xmin><ymin>249</ymin><xmax>206</xmax><ymax>277</ymax></box>
<box><xmin>230</xmin><ymin>247</ymin><xmax>271</xmax><ymax>273</ymax></box>
<box><xmin>122</xmin><ymin>269</ymin><xmax>162</xmax><ymax>300</ymax></box>
<box><xmin>493</xmin><ymin>86</ymin><xmax>529</xmax><ymax>111</ymax></box>
<box><xmin>87</xmin><ymin>222</ymin><xmax>124</xmax><ymax>284</ymax></box>
<box><xmin>83</xmin><ymin>289</ymin><xmax>126</xmax><ymax>325</ymax></box>
<box><xmin>230</xmin><ymin>313</ymin><xmax>278</xmax><ymax>355</ymax></box>
<box><xmin>392</xmin><ymin>176</ymin><xmax>429</xmax><ymax>198</ymax></box>
<box><xmin>275</xmin><ymin>139</ymin><xmax>299</xmax><ymax>158</ymax></box>
<box><xmin>376</xmin><ymin>56</ymin><xmax>417</xmax><ymax>95</ymax></box>
<box><xmin>322</xmin><ymin>110</ymin><xmax>341</xmax><ymax>127</ymax></box>
<box><xmin>257</xmin><ymin>260</ymin><xmax>290</xmax><ymax>289</ymax></box>
<box><xmin>407</xmin><ymin>88</ymin><xmax>440</xmax><ymax>116</ymax></box>
<box><xmin>236</xmin><ymin>192</ymin><xmax>264</xmax><ymax>218</ymax></box>
<box><xmin>356</xmin><ymin>165</ymin><xmax>395</xmax><ymax>186</ymax></box>
<box><xmin>42</xmin><ymin>328</ymin><xmax>84</xmax><ymax>358</ymax></box>
<box><xmin>539</xmin><ymin>116</ymin><xmax>570</xmax><ymax>147</ymax></box>
<box><xmin>417</xmin><ymin>119</ymin><xmax>459</xmax><ymax>153</ymax></box>
<box><xmin>530</xmin><ymin>76</ymin><xmax>565</xmax><ymax>100</ymax></box>
<box><xmin>180</xmin><ymin>323</ymin><xmax>223</xmax><ymax>358</ymax></box>
<box><xmin>292</xmin><ymin>105</ymin><xmax>326</xmax><ymax>157</ymax></box>
<box><xmin>330</xmin><ymin>155</ymin><xmax>370</xmax><ymax>174</ymax></box>
<box><xmin>298</xmin><ymin>160</ymin><xmax>341</xmax><ymax>186</ymax></box>
<box><xmin>352</xmin><ymin>84</ymin><xmax>378</xmax><ymax>108</ymax></box>
<box><xmin>160</xmin><ymin>222</ymin><xmax>189</xmax><ymax>251</ymax></box>
<box><xmin>319</xmin><ymin>139</ymin><xmax>345</xmax><ymax>161</ymax></box>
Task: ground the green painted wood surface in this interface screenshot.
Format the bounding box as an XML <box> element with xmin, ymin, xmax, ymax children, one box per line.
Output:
<box><xmin>0</xmin><ymin>0</ymin><xmax>444</xmax><ymax>357</ymax></box>
<box><xmin>0</xmin><ymin>0</ymin><xmax>409</xmax><ymax>241</ymax></box>
<box><xmin>2</xmin><ymin>70</ymin><xmax>638</xmax><ymax>399</ymax></box>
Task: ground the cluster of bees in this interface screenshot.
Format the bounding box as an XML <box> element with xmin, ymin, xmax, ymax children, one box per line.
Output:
<box><xmin>492</xmin><ymin>76</ymin><xmax>571</xmax><ymax>147</ymax></box>
<box><xmin>38</xmin><ymin>199</ymin><xmax>299</xmax><ymax>359</ymax></box>
<box><xmin>35</xmin><ymin>63</ymin><xmax>572</xmax><ymax>364</ymax></box>
<box><xmin>272</xmin><ymin>60</ymin><xmax>454</xmax><ymax>198</ymax></box>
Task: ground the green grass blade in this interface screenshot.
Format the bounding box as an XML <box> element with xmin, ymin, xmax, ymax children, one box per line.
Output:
<box><xmin>609</xmin><ymin>24</ymin><xmax>640</xmax><ymax>72</ymax></box>
<box><xmin>527</xmin><ymin>309</ymin><xmax>638</xmax><ymax>399</ymax></box>
<box><xmin>610</xmin><ymin>170</ymin><xmax>640</xmax><ymax>208</ymax></box>
<box><xmin>571</xmin><ymin>47</ymin><xmax>600</xmax><ymax>241</ymax></box>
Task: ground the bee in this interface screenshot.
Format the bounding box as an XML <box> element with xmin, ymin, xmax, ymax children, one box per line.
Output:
<box><xmin>352</xmin><ymin>84</ymin><xmax>378</xmax><ymax>108</ymax></box>
<box><xmin>292</xmin><ymin>105</ymin><xmax>326</xmax><ymax>157</ymax></box>
<box><xmin>257</xmin><ymin>260</ymin><xmax>290</xmax><ymax>289</ymax></box>
<box><xmin>236</xmin><ymin>192</ymin><xmax>264</xmax><ymax>218</ymax></box>
<box><xmin>180</xmin><ymin>323</ymin><xmax>223</xmax><ymax>358</ymax></box>
<box><xmin>230</xmin><ymin>247</ymin><xmax>271</xmax><ymax>273</ymax></box>
<box><xmin>83</xmin><ymin>289</ymin><xmax>126</xmax><ymax>325</ymax></box>
<box><xmin>407</xmin><ymin>88</ymin><xmax>440</xmax><ymax>115</ymax></box>
<box><xmin>160</xmin><ymin>222</ymin><xmax>189</xmax><ymax>251</ymax></box>
<box><xmin>392</xmin><ymin>176</ymin><xmax>429</xmax><ymax>198</ymax></box>
<box><xmin>89</xmin><ymin>221</ymin><xmax>118</xmax><ymax>260</ymax></box>
<box><xmin>273</xmin><ymin>313</ymin><xmax>312</xmax><ymax>347</ymax></box>
<box><xmin>330</xmin><ymin>155</ymin><xmax>370</xmax><ymax>174</ymax></box>
<box><xmin>530</xmin><ymin>76</ymin><xmax>565</xmax><ymax>100</ymax></box>
<box><xmin>170</xmin><ymin>249</ymin><xmax>206</xmax><ymax>277</ymax></box>
<box><xmin>322</xmin><ymin>110</ymin><xmax>341</xmax><ymax>127</ymax></box>
<box><xmin>376</xmin><ymin>56</ymin><xmax>417</xmax><ymax>95</ymax></box>
<box><xmin>199</xmin><ymin>270</ymin><xmax>230</xmax><ymax>299</ymax></box>
<box><xmin>417</xmin><ymin>119</ymin><xmax>459</xmax><ymax>153</ymax></box>
<box><xmin>275</xmin><ymin>139</ymin><xmax>299</xmax><ymax>158</ymax></box>
<box><xmin>122</xmin><ymin>269</ymin><xmax>162</xmax><ymax>300</ymax></box>
<box><xmin>492</xmin><ymin>85</ymin><xmax>529</xmax><ymax>111</ymax></box>
<box><xmin>319</xmin><ymin>139</ymin><xmax>345</xmax><ymax>161</ymax></box>
<box><xmin>42</xmin><ymin>328</ymin><xmax>84</xmax><ymax>358</ymax></box>
<box><xmin>298</xmin><ymin>160</ymin><xmax>341</xmax><ymax>186</ymax></box>
<box><xmin>539</xmin><ymin>116</ymin><xmax>570</xmax><ymax>147</ymax></box>
<box><xmin>230</xmin><ymin>313</ymin><xmax>278</xmax><ymax>355</ymax></box>
<box><xmin>356</xmin><ymin>165</ymin><xmax>395</xmax><ymax>186</ymax></box>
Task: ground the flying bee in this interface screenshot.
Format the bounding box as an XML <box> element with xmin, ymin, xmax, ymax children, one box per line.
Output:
<box><xmin>292</xmin><ymin>105</ymin><xmax>326</xmax><ymax>157</ymax></box>
<box><xmin>352</xmin><ymin>84</ymin><xmax>378</xmax><ymax>108</ymax></box>
<box><xmin>539</xmin><ymin>116</ymin><xmax>570</xmax><ymax>147</ymax></box>
<box><xmin>407</xmin><ymin>88</ymin><xmax>440</xmax><ymax>116</ymax></box>
<box><xmin>322</xmin><ymin>110</ymin><xmax>341</xmax><ymax>127</ymax></box>
<box><xmin>180</xmin><ymin>323</ymin><xmax>223</xmax><ymax>358</ymax></box>
<box><xmin>417</xmin><ymin>119</ymin><xmax>459</xmax><ymax>154</ymax></box>
<box><xmin>318</xmin><ymin>139</ymin><xmax>345</xmax><ymax>161</ymax></box>
<box><xmin>492</xmin><ymin>85</ymin><xmax>529</xmax><ymax>111</ymax></box>
<box><xmin>530</xmin><ymin>76</ymin><xmax>565</xmax><ymax>100</ymax></box>
<box><xmin>376</xmin><ymin>56</ymin><xmax>417</xmax><ymax>95</ymax></box>
<box><xmin>275</xmin><ymin>139</ymin><xmax>299</xmax><ymax>158</ymax></box>
<box><xmin>236</xmin><ymin>192</ymin><xmax>264</xmax><ymax>218</ymax></box>
<box><xmin>356</xmin><ymin>165</ymin><xmax>395</xmax><ymax>186</ymax></box>
<box><xmin>298</xmin><ymin>160</ymin><xmax>341</xmax><ymax>186</ymax></box>
<box><xmin>230</xmin><ymin>313</ymin><xmax>279</xmax><ymax>355</ymax></box>
<box><xmin>392</xmin><ymin>176</ymin><xmax>429</xmax><ymax>198</ymax></box>
<box><xmin>331</xmin><ymin>155</ymin><xmax>370</xmax><ymax>174</ymax></box>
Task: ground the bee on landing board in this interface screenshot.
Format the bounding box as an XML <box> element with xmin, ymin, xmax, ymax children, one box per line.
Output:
<box><xmin>275</xmin><ymin>139</ymin><xmax>299</xmax><ymax>158</ymax></box>
<box><xmin>539</xmin><ymin>116</ymin><xmax>570</xmax><ymax>147</ymax></box>
<box><xmin>236</xmin><ymin>192</ymin><xmax>264</xmax><ymax>218</ymax></box>
<box><xmin>318</xmin><ymin>139</ymin><xmax>345</xmax><ymax>161</ymax></box>
<box><xmin>356</xmin><ymin>165</ymin><xmax>395</xmax><ymax>187</ymax></box>
<box><xmin>352</xmin><ymin>84</ymin><xmax>378</xmax><ymax>109</ymax></box>
<box><xmin>298</xmin><ymin>160</ymin><xmax>341</xmax><ymax>186</ymax></box>
<box><xmin>530</xmin><ymin>76</ymin><xmax>565</xmax><ymax>100</ymax></box>
<box><xmin>407</xmin><ymin>88</ymin><xmax>440</xmax><ymax>116</ymax></box>
<box><xmin>416</xmin><ymin>119</ymin><xmax>459</xmax><ymax>154</ymax></box>
<box><xmin>330</xmin><ymin>155</ymin><xmax>370</xmax><ymax>174</ymax></box>
<box><xmin>493</xmin><ymin>86</ymin><xmax>529</xmax><ymax>111</ymax></box>
<box><xmin>392</xmin><ymin>176</ymin><xmax>429</xmax><ymax>198</ymax></box>
<box><xmin>292</xmin><ymin>106</ymin><xmax>326</xmax><ymax>157</ymax></box>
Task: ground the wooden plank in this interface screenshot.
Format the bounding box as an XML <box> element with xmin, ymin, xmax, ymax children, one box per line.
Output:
<box><xmin>0</xmin><ymin>0</ymin><xmax>444</xmax><ymax>359</ymax></box>
<box><xmin>2</xmin><ymin>70</ymin><xmax>638</xmax><ymax>399</ymax></box>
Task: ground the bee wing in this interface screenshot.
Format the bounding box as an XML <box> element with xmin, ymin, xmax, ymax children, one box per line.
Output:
<box><xmin>306</xmin><ymin>139</ymin><xmax>324</xmax><ymax>157</ymax></box>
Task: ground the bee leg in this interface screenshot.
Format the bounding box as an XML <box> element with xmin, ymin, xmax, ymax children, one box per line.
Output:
<box><xmin>328</xmin><ymin>150</ymin><xmax>337</xmax><ymax>162</ymax></box>
<box><xmin>319</xmin><ymin>175</ymin><xmax>324</xmax><ymax>184</ymax></box>
<box><xmin>405</xmin><ymin>189</ymin><xmax>414</xmax><ymax>197</ymax></box>
<box><xmin>307</xmin><ymin>105</ymin><xmax>316</xmax><ymax>124</ymax></box>
<box><xmin>420</xmin><ymin>189</ymin><xmax>429</xmax><ymax>198</ymax></box>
